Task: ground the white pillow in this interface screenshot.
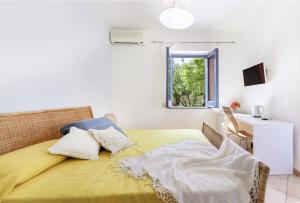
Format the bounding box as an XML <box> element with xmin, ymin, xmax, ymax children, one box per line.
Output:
<box><xmin>48</xmin><ymin>127</ymin><xmax>100</xmax><ymax>160</ymax></box>
<box><xmin>90</xmin><ymin>127</ymin><xmax>133</xmax><ymax>155</ymax></box>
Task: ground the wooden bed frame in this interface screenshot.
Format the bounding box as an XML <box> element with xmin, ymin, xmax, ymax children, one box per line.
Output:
<box><xmin>0</xmin><ymin>106</ymin><xmax>269</xmax><ymax>203</ymax></box>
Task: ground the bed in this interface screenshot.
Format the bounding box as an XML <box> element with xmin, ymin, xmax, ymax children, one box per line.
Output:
<box><xmin>0</xmin><ymin>106</ymin><xmax>269</xmax><ymax>203</ymax></box>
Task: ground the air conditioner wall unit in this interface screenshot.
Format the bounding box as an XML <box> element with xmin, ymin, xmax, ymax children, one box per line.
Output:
<box><xmin>110</xmin><ymin>30</ymin><xmax>145</xmax><ymax>45</ymax></box>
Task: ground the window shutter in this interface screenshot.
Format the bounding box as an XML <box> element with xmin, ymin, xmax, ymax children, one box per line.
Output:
<box><xmin>205</xmin><ymin>48</ymin><xmax>219</xmax><ymax>108</ymax></box>
<box><xmin>166</xmin><ymin>47</ymin><xmax>172</xmax><ymax>108</ymax></box>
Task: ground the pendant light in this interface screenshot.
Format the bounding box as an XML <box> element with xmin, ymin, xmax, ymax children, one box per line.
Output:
<box><xmin>159</xmin><ymin>0</ymin><xmax>194</xmax><ymax>30</ymax></box>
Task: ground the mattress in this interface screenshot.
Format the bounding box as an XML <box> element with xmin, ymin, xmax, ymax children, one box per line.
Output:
<box><xmin>3</xmin><ymin>129</ymin><xmax>208</xmax><ymax>203</ymax></box>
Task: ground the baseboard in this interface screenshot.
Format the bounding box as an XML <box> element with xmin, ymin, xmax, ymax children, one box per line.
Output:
<box><xmin>294</xmin><ymin>168</ymin><xmax>300</xmax><ymax>176</ymax></box>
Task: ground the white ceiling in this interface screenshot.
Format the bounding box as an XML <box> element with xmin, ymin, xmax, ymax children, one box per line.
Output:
<box><xmin>93</xmin><ymin>0</ymin><xmax>292</xmax><ymax>31</ymax></box>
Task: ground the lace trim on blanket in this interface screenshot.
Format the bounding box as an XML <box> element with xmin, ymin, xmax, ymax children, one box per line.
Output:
<box><xmin>118</xmin><ymin>161</ymin><xmax>260</xmax><ymax>203</ymax></box>
<box><xmin>117</xmin><ymin>160</ymin><xmax>148</xmax><ymax>180</ymax></box>
<box><xmin>152</xmin><ymin>163</ymin><xmax>260</xmax><ymax>203</ymax></box>
<box><xmin>152</xmin><ymin>179</ymin><xmax>177</xmax><ymax>203</ymax></box>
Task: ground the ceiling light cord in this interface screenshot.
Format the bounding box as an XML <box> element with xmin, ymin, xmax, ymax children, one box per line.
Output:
<box><xmin>151</xmin><ymin>41</ymin><xmax>236</xmax><ymax>45</ymax></box>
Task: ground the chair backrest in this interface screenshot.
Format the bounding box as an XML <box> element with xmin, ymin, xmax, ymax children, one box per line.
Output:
<box><xmin>223</xmin><ymin>106</ymin><xmax>239</xmax><ymax>133</ymax></box>
<box><xmin>256</xmin><ymin>162</ymin><xmax>270</xmax><ymax>203</ymax></box>
<box><xmin>202</xmin><ymin>122</ymin><xmax>223</xmax><ymax>149</ymax></box>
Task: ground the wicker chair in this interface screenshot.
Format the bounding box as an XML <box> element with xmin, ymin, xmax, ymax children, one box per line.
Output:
<box><xmin>223</xmin><ymin>106</ymin><xmax>253</xmax><ymax>151</ymax></box>
<box><xmin>202</xmin><ymin>122</ymin><xmax>270</xmax><ymax>203</ymax></box>
<box><xmin>202</xmin><ymin>122</ymin><xmax>223</xmax><ymax>149</ymax></box>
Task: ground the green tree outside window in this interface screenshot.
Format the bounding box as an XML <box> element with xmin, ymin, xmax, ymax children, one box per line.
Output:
<box><xmin>172</xmin><ymin>58</ymin><xmax>205</xmax><ymax>107</ymax></box>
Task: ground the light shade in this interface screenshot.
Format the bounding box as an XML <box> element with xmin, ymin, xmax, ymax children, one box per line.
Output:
<box><xmin>159</xmin><ymin>7</ymin><xmax>194</xmax><ymax>30</ymax></box>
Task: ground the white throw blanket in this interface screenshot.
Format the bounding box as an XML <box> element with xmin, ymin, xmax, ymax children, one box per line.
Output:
<box><xmin>119</xmin><ymin>138</ymin><xmax>258</xmax><ymax>203</ymax></box>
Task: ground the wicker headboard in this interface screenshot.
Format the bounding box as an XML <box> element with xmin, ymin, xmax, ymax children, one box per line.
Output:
<box><xmin>0</xmin><ymin>106</ymin><xmax>93</xmax><ymax>155</ymax></box>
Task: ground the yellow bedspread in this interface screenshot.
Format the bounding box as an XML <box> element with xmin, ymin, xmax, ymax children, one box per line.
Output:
<box><xmin>2</xmin><ymin>129</ymin><xmax>208</xmax><ymax>203</ymax></box>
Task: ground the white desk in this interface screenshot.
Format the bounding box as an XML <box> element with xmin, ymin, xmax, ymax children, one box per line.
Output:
<box><xmin>216</xmin><ymin>111</ymin><xmax>293</xmax><ymax>175</ymax></box>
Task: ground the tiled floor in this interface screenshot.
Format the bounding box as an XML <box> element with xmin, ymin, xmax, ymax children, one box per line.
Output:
<box><xmin>266</xmin><ymin>175</ymin><xmax>300</xmax><ymax>203</ymax></box>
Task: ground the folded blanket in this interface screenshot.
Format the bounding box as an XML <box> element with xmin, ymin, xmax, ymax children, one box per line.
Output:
<box><xmin>119</xmin><ymin>138</ymin><xmax>258</xmax><ymax>203</ymax></box>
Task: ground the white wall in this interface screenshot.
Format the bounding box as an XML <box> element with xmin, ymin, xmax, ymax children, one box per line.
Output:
<box><xmin>112</xmin><ymin>29</ymin><xmax>244</xmax><ymax>129</ymax></box>
<box><xmin>239</xmin><ymin>2</ymin><xmax>300</xmax><ymax>170</ymax></box>
<box><xmin>0</xmin><ymin>2</ymin><xmax>112</xmax><ymax>117</ymax></box>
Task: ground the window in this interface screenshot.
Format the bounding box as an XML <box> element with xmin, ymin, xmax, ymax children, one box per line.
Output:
<box><xmin>166</xmin><ymin>48</ymin><xmax>219</xmax><ymax>108</ymax></box>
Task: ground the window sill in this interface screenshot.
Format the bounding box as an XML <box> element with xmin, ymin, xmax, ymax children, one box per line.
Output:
<box><xmin>166</xmin><ymin>106</ymin><xmax>211</xmax><ymax>109</ymax></box>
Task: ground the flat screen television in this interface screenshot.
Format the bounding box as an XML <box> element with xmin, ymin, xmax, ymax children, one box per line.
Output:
<box><xmin>243</xmin><ymin>63</ymin><xmax>267</xmax><ymax>86</ymax></box>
